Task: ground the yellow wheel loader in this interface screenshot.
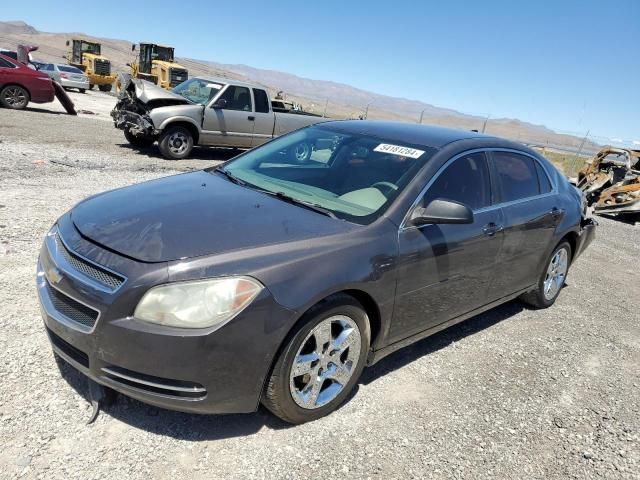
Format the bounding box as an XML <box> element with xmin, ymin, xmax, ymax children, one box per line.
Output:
<box><xmin>120</xmin><ymin>43</ymin><xmax>188</xmax><ymax>91</ymax></box>
<box><xmin>66</xmin><ymin>39</ymin><xmax>116</xmax><ymax>92</ymax></box>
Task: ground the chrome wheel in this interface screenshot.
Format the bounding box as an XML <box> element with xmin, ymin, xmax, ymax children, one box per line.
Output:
<box><xmin>544</xmin><ymin>247</ymin><xmax>568</xmax><ymax>300</ymax></box>
<box><xmin>167</xmin><ymin>131</ymin><xmax>190</xmax><ymax>155</ymax></box>
<box><xmin>289</xmin><ymin>315</ymin><xmax>361</xmax><ymax>409</ymax></box>
<box><xmin>3</xmin><ymin>87</ymin><xmax>28</xmax><ymax>108</ymax></box>
<box><xmin>294</xmin><ymin>142</ymin><xmax>311</xmax><ymax>162</ymax></box>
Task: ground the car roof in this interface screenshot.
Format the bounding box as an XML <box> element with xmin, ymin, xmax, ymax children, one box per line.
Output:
<box><xmin>194</xmin><ymin>75</ymin><xmax>257</xmax><ymax>89</ymax></box>
<box><xmin>317</xmin><ymin>120</ymin><xmax>494</xmax><ymax>149</ymax></box>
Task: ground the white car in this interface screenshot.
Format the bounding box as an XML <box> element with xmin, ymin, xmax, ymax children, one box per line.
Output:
<box><xmin>40</xmin><ymin>63</ymin><xmax>90</xmax><ymax>93</ymax></box>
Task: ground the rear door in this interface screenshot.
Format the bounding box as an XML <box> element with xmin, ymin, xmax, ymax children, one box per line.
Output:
<box><xmin>0</xmin><ymin>57</ymin><xmax>17</xmax><ymax>87</ymax></box>
<box><xmin>251</xmin><ymin>88</ymin><xmax>274</xmax><ymax>147</ymax></box>
<box><xmin>201</xmin><ymin>84</ymin><xmax>254</xmax><ymax>147</ymax></box>
<box><xmin>390</xmin><ymin>151</ymin><xmax>504</xmax><ymax>342</ymax></box>
<box><xmin>487</xmin><ymin>150</ymin><xmax>560</xmax><ymax>299</ymax></box>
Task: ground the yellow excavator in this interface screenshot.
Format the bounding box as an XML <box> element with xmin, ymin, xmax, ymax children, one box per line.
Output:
<box><xmin>123</xmin><ymin>43</ymin><xmax>188</xmax><ymax>90</ymax></box>
<box><xmin>65</xmin><ymin>39</ymin><xmax>116</xmax><ymax>91</ymax></box>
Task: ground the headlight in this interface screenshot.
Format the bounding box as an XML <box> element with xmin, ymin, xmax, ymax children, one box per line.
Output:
<box><xmin>134</xmin><ymin>277</ymin><xmax>263</xmax><ymax>329</ymax></box>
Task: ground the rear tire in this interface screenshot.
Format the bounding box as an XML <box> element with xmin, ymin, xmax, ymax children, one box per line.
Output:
<box><xmin>98</xmin><ymin>84</ymin><xmax>112</xmax><ymax>92</ymax></box>
<box><xmin>262</xmin><ymin>294</ymin><xmax>370</xmax><ymax>424</ymax></box>
<box><xmin>158</xmin><ymin>126</ymin><xmax>194</xmax><ymax>160</ymax></box>
<box><xmin>89</xmin><ymin>84</ymin><xmax>95</xmax><ymax>90</ymax></box>
<box><xmin>520</xmin><ymin>241</ymin><xmax>572</xmax><ymax>309</ymax></box>
<box><xmin>124</xmin><ymin>128</ymin><xmax>155</xmax><ymax>148</ymax></box>
<box><xmin>0</xmin><ymin>85</ymin><xmax>30</xmax><ymax>110</ymax></box>
<box><xmin>79</xmin><ymin>88</ymin><xmax>86</xmax><ymax>94</ymax></box>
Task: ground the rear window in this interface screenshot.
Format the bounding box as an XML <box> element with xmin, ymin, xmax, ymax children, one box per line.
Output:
<box><xmin>0</xmin><ymin>57</ymin><xmax>16</xmax><ymax>68</ymax></box>
<box><xmin>492</xmin><ymin>152</ymin><xmax>540</xmax><ymax>202</ymax></box>
<box><xmin>253</xmin><ymin>89</ymin><xmax>270</xmax><ymax>113</ymax></box>
<box><xmin>535</xmin><ymin>161</ymin><xmax>552</xmax><ymax>193</ymax></box>
<box><xmin>58</xmin><ymin>65</ymin><xmax>83</xmax><ymax>73</ymax></box>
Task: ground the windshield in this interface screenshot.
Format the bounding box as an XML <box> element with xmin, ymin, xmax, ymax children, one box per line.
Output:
<box><xmin>58</xmin><ymin>65</ymin><xmax>83</xmax><ymax>73</ymax></box>
<box><xmin>215</xmin><ymin>126</ymin><xmax>436</xmax><ymax>224</ymax></box>
<box><xmin>172</xmin><ymin>78</ymin><xmax>224</xmax><ymax>105</ymax></box>
<box><xmin>152</xmin><ymin>46</ymin><xmax>174</xmax><ymax>62</ymax></box>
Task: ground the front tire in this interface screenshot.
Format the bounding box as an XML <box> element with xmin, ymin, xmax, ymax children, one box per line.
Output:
<box><xmin>98</xmin><ymin>84</ymin><xmax>112</xmax><ymax>92</ymax></box>
<box><xmin>520</xmin><ymin>241</ymin><xmax>572</xmax><ymax>308</ymax></box>
<box><xmin>157</xmin><ymin>126</ymin><xmax>194</xmax><ymax>160</ymax></box>
<box><xmin>124</xmin><ymin>128</ymin><xmax>155</xmax><ymax>148</ymax></box>
<box><xmin>0</xmin><ymin>85</ymin><xmax>30</xmax><ymax>110</ymax></box>
<box><xmin>262</xmin><ymin>294</ymin><xmax>370</xmax><ymax>424</ymax></box>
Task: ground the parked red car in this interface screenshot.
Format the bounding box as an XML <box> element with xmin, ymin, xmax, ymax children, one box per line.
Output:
<box><xmin>0</xmin><ymin>53</ymin><xmax>54</xmax><ymax>110</ymax></box>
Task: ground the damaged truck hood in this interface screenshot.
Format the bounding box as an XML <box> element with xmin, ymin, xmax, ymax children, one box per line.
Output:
<box><xmin>131</xmin><ymin>79</ymin><xmax>190</xmax><ymax>106</ymax></box>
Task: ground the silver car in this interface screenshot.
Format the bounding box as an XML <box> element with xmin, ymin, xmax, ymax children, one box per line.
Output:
<box><xmin>40</xmin><ymin>63</ymin><xmax>89</xmax><ymax>93</ymax></box>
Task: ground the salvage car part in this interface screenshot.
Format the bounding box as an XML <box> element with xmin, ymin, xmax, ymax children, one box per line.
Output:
<box><xmin>576</xmin><ymin>146</ymin><xmax>640</xmax><ymax>217</ymax></box>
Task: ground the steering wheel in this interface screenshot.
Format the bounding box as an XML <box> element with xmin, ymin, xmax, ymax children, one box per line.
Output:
<box><xmin>371</xmin><ymin>181</ymin><xmax>398</xmax><ymax>197</ymax></box>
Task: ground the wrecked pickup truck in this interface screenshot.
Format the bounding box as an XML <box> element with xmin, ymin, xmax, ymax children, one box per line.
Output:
<box><xmin>575</xmin><ymin>146</ymin><xmax>640</xmax><ymax>217</ymax></box>
<box><xmin>111</xmin><ymin>76</ymin><xmax>326</xmax><ymax>159</ymax></box>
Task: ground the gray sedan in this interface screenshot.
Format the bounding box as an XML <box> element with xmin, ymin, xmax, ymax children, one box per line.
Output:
<box><xmin>40</xmin><ymin>63</ymin><xmax>89</xmax><ymax>93</ymax></box>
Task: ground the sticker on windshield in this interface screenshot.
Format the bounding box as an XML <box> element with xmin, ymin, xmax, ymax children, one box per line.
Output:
<box><xmin>374</xmin><ymin>143</ymin><xmax>425</xmax><ymax>158</ymax></box>
<box><xmin>206</xmin><ymin>83</ymin><xmax>223</xmax><ymax>90</ymax></box>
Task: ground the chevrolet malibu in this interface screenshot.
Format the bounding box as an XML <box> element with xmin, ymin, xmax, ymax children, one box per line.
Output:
<box><xmin>37</xmin><ymin>121</ymin><xmax>596</xmax><ymax>423</ymax></box>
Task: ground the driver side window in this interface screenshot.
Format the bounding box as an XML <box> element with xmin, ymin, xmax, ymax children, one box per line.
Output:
<box><xmin>217</xmin><ymin>85</ymin><xmax>252</xmax><ymax>112</ymax></box>
<box><xmin>423</xmin><ymin>152</ymin><xmax>491</xmax><ymax>210</ymax></box>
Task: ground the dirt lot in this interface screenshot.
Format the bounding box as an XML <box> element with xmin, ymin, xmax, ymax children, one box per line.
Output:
<box><xmin>0</xmin><ymin>95</ymin><xmax>639</xmax><ymax>480</ymax></box>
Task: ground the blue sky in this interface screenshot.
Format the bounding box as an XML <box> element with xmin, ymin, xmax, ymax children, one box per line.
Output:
<box><xmin>3</xmin><ymin>0</ymin><xmax>639</xmax><ymax>142</ymax></box>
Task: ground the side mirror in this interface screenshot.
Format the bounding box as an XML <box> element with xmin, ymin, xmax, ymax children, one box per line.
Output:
<box><xmin>212</xmin><ymin>98</ymin><xmax>227</xmax><ymax>109</ymax></box>
<box><xmin>65</xmin><ymin>40</ymin><xmax>70</xmax><ymax>46</ymax></box>
<box><xmin>409</xmin><ymin>198</ymin><xmax>473</xmax><ymax>226</ymax></box>
<box><xmin>131</xmin><ymin>44</ymin><xmax>136</xmax><ymax>52</ymax></box>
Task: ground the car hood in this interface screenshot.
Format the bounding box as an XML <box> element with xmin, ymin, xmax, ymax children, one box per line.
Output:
<box><xmin>70</xmin><ymin>171</ymin><xmax>354</xmax><ymax>263</ymax></box>
<box><xmin>133</xmin><ymin>79</ymin><xmax>189</xmax><ymax>105</ymax></box>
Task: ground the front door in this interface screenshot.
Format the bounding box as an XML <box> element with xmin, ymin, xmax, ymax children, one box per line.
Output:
<box><xmin>389</xmin><ymin>152</ymin><xmax>504</xmax><ymax>343</ymax></box>
<box><xmin>202</xmin><ymin>85</ymin><xmax>254</xmax><ymax>148</ymax></box>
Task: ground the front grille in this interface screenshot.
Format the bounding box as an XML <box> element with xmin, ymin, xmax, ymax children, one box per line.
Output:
<box><xmin>46</xmin><ymin>327</ymin><xmax>89</xmax><ymax>368</ymax></box>
<box><xmin>94</xmin><ymin>59</ymin><xmax>111</xmax><ymax>75</ymax></box>
<box><xmin>169</xmin><ymin>68</ymin><xmax>188</xmax><ymax>87</ymax></box>
<box><xmin>44</xmin><ymin>279</ymin><xmax>99</xmax><ymax>329</ymax></box>
<box><xmin>102</xmin><ymin>365</ymin><xmax>206</xmax><ymax>399</ymax></box>
<box><xmin>55</xmin><ymin>235</ymin><xmax>125</xmax><ymax>290</ymax></box>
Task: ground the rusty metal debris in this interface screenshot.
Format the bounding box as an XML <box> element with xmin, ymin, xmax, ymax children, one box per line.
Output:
<box><xmin>575</xmin><ymin>146</ymin><xmax>640</xmax><ymax>217</ymax></box>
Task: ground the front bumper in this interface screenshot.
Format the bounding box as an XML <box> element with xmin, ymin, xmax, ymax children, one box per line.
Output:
<box><xmin>111</xmin><ymin>109</ymin><xmax>157</xmax><ymax>136</ymax></box>
<box><xmin>37</xmin><ymin>215</ymin><xmax>296</xmax><ymax>414</ymax></box>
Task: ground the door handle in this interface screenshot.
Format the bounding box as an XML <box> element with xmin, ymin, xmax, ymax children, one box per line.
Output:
<box><xmin>550</xmin><ymin>207</ymin><xmax>562</xmax><ymax>218</ymax></box>
<box><xmin>482</xmin><ymin>222</ymin><xmax>503</xmax><ymax>236</ymax></box>
<box><xmin>247</xmin><ymin>115</ymin><xmax>255</xmax><ymax>121</ymax></box>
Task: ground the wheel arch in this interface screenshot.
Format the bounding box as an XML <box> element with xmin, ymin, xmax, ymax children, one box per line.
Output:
<box><xmin>258</xmin><ymin>288</ymin><xmax>382</xmax><ymax>404</ymax></box>
<box><xmin>158</xmin><ymin>119</ymin><xmax>200</xmax><ymax>144</ymax></box>
<box><xmin>1</xmin><ymin>82</ymin><xmax>31</xmax><ymax>99</ymax></box>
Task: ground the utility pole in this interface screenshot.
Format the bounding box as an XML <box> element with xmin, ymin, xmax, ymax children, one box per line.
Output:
<box><xmin>322</xmin><ymin>99</ymin><xmax>328</xmax><ymax>118</ymax></box>
<box><xmin>419</xmin><ymin>109</ymin><xmax>426</xmax><ymax>124</ymax></box>
<box><xmin>481</xmin><ymin>114</ymin><xmax>490</xmax><ymax>133</ymax></box>
<box><xmin>364</xmin><ymin>101</ymin><xmax>373</xmax><ymax>120</ymax></box>
<box><xmin>572</xmin><ymin>129</ymin><xmax>590</xmax><ymax>175</ymax></box>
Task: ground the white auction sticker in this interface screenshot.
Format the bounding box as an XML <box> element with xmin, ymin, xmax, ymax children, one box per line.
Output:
<box><xmin>206</xmin><ymin>83</ymin><xmax>223</xmax><ymax>90</ymax></box>
<box><xmin>374</xmin><ymin>143</ymin><xmax>425</xmax><ymax>158</ymax></box>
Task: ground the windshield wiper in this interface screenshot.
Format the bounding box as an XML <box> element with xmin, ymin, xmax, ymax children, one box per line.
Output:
<box><xmin>214</xmin><ymin>168</ymin><xmax>247</xmax><ymax>186</ymax></box>
<box><xmin>266</xmin><ymin>191</ymin><xmax>337</xmax><ymax>219</ymax></box>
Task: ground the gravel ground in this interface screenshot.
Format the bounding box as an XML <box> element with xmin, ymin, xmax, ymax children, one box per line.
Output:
<box><xmin>0</xmin><ymin>106</ymin><xmax>638</xmax><ymax>480</ymax></box>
